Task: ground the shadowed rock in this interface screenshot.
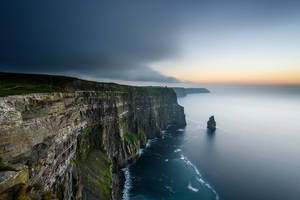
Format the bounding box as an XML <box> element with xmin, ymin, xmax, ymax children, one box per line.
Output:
<box><xmin>0</xmin><ymin>72</ymin><xmax>186</xmax><ymax>200</ymax></box>
<box><xmin>207</xmin><ymin>116</ymin><xmax>216</xmax><ymax>131</ymax></box>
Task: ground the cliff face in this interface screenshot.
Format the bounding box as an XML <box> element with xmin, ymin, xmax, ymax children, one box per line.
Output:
<box><xmin>172</xmin><ymin>87</ymin><xmax>210</xmax><ymax>98</ymax></box>
<box><xmin>0</xmin><ymin>85</ymin><xmax>185</xmax><ymax>199</ymax></box>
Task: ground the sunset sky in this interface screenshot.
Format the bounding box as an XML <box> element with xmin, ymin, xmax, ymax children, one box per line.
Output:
<box><xmin>1</xmin><ymin>1</ymin><xmax>300</xmax><ymax>85</ymax></box>
<box><xmin>151</xmin><ymin>12</ymin><xmax>300</xmax><ymax>85</ymax></box>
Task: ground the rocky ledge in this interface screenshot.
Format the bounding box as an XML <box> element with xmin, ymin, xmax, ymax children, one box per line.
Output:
<box><xmin>0</xmin><ymin>73</ymin><xmax>186</xmax><ymax>200</ymax></box>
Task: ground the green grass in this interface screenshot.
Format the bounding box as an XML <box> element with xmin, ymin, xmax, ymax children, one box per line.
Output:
<box><xmin>124</xmin><ymin>132</ymin><xmax>138</xmax><ymax>145</ymax></box>
<box><xmin>74</xmin><ymin>97</ymin><xmax>81</xmax><ymax>105</ymax></box>
<box><xmin>0</xmin><ymin>72</ymin><xmax>74</xmax><ymax>96</ymax></box>
<box><xmin>78</xmin><ymin>149</ymin><xmax>112</xmax><ymax>199</ymax></box>
<box><xmin>138</xmin><ymin>129</ymin><xmax>147</xmax><ymax>139</ymax></box>
<box><xmin>0</xmin><ymin>72</ymin><xmax>176</xmax><ymax>97</ymax></box>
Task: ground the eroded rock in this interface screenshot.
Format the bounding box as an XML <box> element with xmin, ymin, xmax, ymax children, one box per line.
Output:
<box><xmin>207</xmin><ymin>116</ymin><xmax>216</xmax><ymax>131</ymax></box>
<box><xmin>0</xmin><ymin>87</ymin><xmax>186</xmax><ymax>200</ymax></box>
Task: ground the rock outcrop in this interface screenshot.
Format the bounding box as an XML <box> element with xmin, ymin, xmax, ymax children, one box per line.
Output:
<box><xmin>172</xmin><ymin>87</ymin><xmax>210</xmax><ymax>98</ymax></box>
<box><xmin>0</xmin><ymin>73</ymin><xmax>186</xmax><ymax>200</ymax></box>
<box><xmin>207</xmin><ymin>116</ymin><xmax>216</xmax><ymax>131</ymax></box>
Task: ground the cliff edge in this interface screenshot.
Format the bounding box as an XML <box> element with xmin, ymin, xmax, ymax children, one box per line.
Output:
<box><xmin>172</xmin><ymin>87</ymin><xmax>210</xmax><ymax>98</ymax></box>
<box><xmin>0</xmin><ymin>73</ymin><xmax>186</xmax><ymax>200</ymax></box>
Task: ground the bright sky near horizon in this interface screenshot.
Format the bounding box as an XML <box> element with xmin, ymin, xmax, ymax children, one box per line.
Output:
<box><xmin>1</xmin><ymin>1</ymin><xmax>300</xmax><ymax>85</ymax></box>
<box><xmin>151</xmin><ymin>11</ymin><xmax>300</xmax><ymax>85</ymax></box>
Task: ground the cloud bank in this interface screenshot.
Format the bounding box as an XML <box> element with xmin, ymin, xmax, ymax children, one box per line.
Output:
<box><xmin>1</xmin><ymin>0</ymin><xmax>300</xmax><ymax>83</ymax></box>
<box><xmin>0</xmin><ymin>1</ymin><xmax>182</xmax><ymax>82</ymax></box>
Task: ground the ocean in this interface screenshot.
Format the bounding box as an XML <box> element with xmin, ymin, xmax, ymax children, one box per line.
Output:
<box><xmin>123</xmin><ymin>86</ymin><xmax>300</xmax><ymax>200</ymax></box>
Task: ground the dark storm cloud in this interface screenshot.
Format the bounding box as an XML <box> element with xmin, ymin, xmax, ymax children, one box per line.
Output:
<box><xmin>0</xmin><ymin>1</ymin><xmax>182</xmax><ymax>82</ymax></box>
<box><xmin>1</xmin><ymin>0</ymin><xmax>300</xmax><ymax>82</ymax></box>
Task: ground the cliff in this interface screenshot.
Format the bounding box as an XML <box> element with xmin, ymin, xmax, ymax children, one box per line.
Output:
<box><xmin>0</xmin><ymin>73</ymin><xmax>186</xmax><ymax>200</ymax></box>
<box><xmin>172</xmin><ymin>87</ymin><xmax>210</xmax><ymax>97</ymax></box>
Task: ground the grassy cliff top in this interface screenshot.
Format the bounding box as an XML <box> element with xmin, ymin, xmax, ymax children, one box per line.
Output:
<box><xmin>0</xmin><ymin>72</ymin><xmax>174</xmax><ymax>97</ymax></box>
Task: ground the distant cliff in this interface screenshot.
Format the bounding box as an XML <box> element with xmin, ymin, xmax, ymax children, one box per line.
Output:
<box><xmin>0</xmin><ymin>73</ymin><xmax>186</xmax><ymax>200</ymax></box>
<box><xmin>172</xmin><ymin>87</ymin><xmax>210</xmax><ymax>97</ymax></box>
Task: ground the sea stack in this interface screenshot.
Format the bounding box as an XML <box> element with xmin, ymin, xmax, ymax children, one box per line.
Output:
<box><xmin>207</xmin><ymin>116</ymin><xmax>216</xmax><ymax>131</ymax></box>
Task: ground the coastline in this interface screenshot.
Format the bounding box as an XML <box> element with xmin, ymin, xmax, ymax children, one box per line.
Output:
<box><xmin>121</xmin><ymin>137</ymin><xmax>158</xmax><ymax>200</ymax></box>
<box><xmin>120</xmin><ymin>127</ymin><xmax>219</xmax><ymax>200</ymax></box>
<box><xmin>118</xmin><ymin>134</ymin><xmax>170</xmax><ymax>199</ymax></box>
<box><xmin>0</xmin><ymin>72</ymin><xmax>186</xmax><ymax>200</ymax></box>
<box><xmin>119</xmin><ymin>135</ymin><xmax>163</xmax><ymax>200</ymax></box>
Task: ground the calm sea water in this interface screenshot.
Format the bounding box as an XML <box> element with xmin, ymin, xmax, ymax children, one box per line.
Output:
<box><xmin>123</xmin><ymin>86</ymin><xmax>300</xmax><ymax>200</ymax></box>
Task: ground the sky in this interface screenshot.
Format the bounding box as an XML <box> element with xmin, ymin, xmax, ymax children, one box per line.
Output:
<box><xmin>1</xmin><ymin>0</ymin><xmax>300</xmax><ymax>86</ymax></box>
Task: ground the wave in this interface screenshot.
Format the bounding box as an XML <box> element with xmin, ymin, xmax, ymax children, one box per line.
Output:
<box><xmin>123</xmin><ymin>136</ymin><xmax>161</xmax><ymax>200</ymax></box>
<box><xmin>122</xmin><ymin>167</ymin><xmax>131</xmax><ymax>200</ymax></box>
<box><xmin>180</xmin><ymin>154</ymin><xmax>220</xmax><ymax>200</ymax></box>
<box><xmin>165</xmin><ymin>185</ymin><xmax>175</xmax><ymax>194</ymax></box>
<box><xmin>139</xmin><ymin>137</ymin><xmax>157</xmax><ymax>156</ymax></box>
<box><xmin>188</xmin><ymin>182</ymin><xmax>199</xmax><ymax>192</ymax></box>
<box><xmin>122</xmin><ymin>127</ymin><xmax>219</xmax><ymax>200</ymax></box>
<box><xmin>196</xmin><ymin>177</ymin><xmax>205</xmax><ymax>184</ymax></box>
<box><xmin>174</xmin><ymin>148</ymin><xmax>181</xmax><ymax>153</ymax></box>
<box><xmin>138</xmin><ymin>148</ymin><xmax>144</xmax><ymax>157</ymax></box>
<box><xmin>146</xmin><ymin>138</ymin><xmax>158</xmax><ymax>148</ymax></box>
<box><xmin>162</xmin><ymin>129</ymin><xmax>173</xmax><ymax>139</ymax></box>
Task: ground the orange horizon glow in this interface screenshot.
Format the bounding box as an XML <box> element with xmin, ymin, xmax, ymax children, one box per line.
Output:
<box><xmin>150</xmin><ymin>21</ymin><xmax>300</xmax><ymax>86</ymax></box>
<box><xmin>172</xmin><ymin>70</ymin><xmax>300</xmax><ymax>85</ymax></box>
<box><xmin>151</xmin><ymin>53</ymin><xmax>300</xmax><ymax>86</ymax></box>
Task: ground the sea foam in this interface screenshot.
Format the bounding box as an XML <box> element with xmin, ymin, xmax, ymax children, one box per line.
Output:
<box><xmin>174</xmin><ymin>148</ymin><xmax>181</xmax><ymax>153</ymax></box>
<box><xmin>122</xmin><ymin>167</ymin><xmax>131</xmax><ymax>200</ymax></box>
<box><xmin>188</xmin><ymin>182</ymin><xmax>199</xmax><ymax>192</ymax></box>
<box><xmin>180</xmin><ymin>154</ymin><xmax>220</xmax><ymax>200</ymax></box>
<box><xmin>123</xmin><ymin>135</ymin><xmax>162</xmax><ymax>200</ymax></box>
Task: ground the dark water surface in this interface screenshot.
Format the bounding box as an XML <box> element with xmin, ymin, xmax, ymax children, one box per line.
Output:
<box><xmin>123</xmin><ymin>127</ymin><xmax>219</xmax><ymax>200</ymax></box>
<box><xmin>124</xmin><ymin>87</ymin><xmax>300</xmax><ymax>200</ymax></box>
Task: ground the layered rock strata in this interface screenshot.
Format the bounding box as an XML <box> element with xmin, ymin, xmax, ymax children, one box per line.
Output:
<box><xmin>0</xmin><ymin>83</ymin><xmax>186</xmax><ymax>200</ymax></box>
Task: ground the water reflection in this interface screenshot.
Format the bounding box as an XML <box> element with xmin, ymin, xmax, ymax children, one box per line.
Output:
<box><xmin>206</xmin><ymin>129</ymin><xmax>216</xmax><ymax>144</ymax></box>
<box><xmin>179</xmin><ymin>91</ymin><xmax>300</xmax><ymax>200</ymax></box>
